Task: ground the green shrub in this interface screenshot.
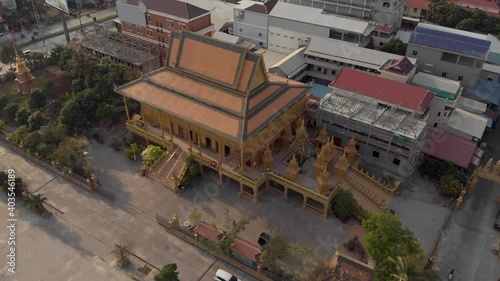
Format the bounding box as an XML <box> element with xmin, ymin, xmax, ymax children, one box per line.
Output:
<box><xmin>110</xmin><ymin>136</ymin><xmax>122</xmax><ymax>151</ymax></box>
<box><xmin>88</xmin><ymin>128</ymin><xmax>104</xmax><ymax>144</ymax></box>
<box><xmin>15</xmin><ymin>108</ymin><xmax>31</xmax><ymax>125</ymax></box>
<box><xmin>3</xmin><ymin>103</ymin><xmax>19</xmax><ymax>120</ymax></box>
<box><xmin>123</xmin><ymin>143</ymin><xmax>141</xmax><ymax>160</ymax></box>
<box><xmin>334</xmin><ymin>189</ymin><xmax>356</xmax><ymax>222</ymax></box>
<box><xmin>27</xmin><ymin>111</ymin><xmax>47</xmax><ymax>131</ymax></box>
<box><xmin>0</xmin><ymin>96</ymin><xmax>7</xmax><ymax>110</ymax></box>
<box><xmin>141</xmin><ymin>145</ymin><xmax>164</xmax><ymax>167</ymax></box>
<box><xmin>4</xmin><ymin>70</ymin><xmax>16</xmax><ymax>81</ymax></box>
<box><xmin>28</xmin><ymin>88</ymin><xmax>47</xmax><ymax>109</ymax></box>
<box><xmin>0</xmin><ymin>119</ymin><xmax>5</xmax><ymax>132</ymax></box>
<box><xmin>439</xmin><ymin>174</ymin><xmax>463</xmax><ymax>197</ymax></box>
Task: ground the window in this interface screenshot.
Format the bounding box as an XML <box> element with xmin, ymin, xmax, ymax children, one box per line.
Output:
<box><xmin>458</xmin><ymin>76</ymin><xmax>464</xmax><ymax>81</ymax></box>
<box><xmin>437</xmin><ymin>112</ymin><xmax>441</xmax><ymax>117</ymax></box>
<box><xmin>413</xmin><ymin>8</ymin><xmax>417</xmax><ymax>12</ymax></box>
<box><xmin>355</xmin><ymin>144</ymin><xmax>360</xmax><ymax>151</ymax></box>
<box><xmin>443</xmin><ymin>111</ymin><xmax>448</xmax><ymax>117</ymax></box>
<box><xmin>372</xmin><ymin>151</ymin><xmax>380</xmax><ymax>158</ymax></box>
<box><xmin>238</xmin><ymin>10</ymin><xmax>245</xmax><ymax>19</ymax></box>
<box><xmin>147</xmin><ymin>14</ymin><xmax>151</xmax><ymax>23</ymax></box>
<box><xmin>433</xmin><ymin>122</ymin><xmax>437</xmax><ymax>127</ymax></box>
<box><xmin>258</xmin><ymin>32</ymin><xmax>262</xmax><ymax>37</ymax></box>
<box><xmin>441</xmin><ymin>52</ymin><xmax>459</xmax><ymax>63</ymax></box>
<box><xmin>457</xmin><ymin>56</ymin><xmax>474</xmax><ymax>67</ymax></box>
<box><xmin>259</xmin><ymin>42</ymin><xmax>263</xmax><ymax>46</ymax></box>
<box><xmin>488</xmin><ymin>77</ymin><xmax>493</xmax><ymax>81</ymax></box>
<box><xmin>383</xmin><ymin>2</ymin><xmax>390</xmax><ymax>7</ymax></box>
<box><xmin>239</xmin><ymin>28</ymin><xmax>243</xmax><ymax>32</ymax></box>
<box><xmin>331</xmin><ymin>70</ymin><xmax>336</xmax><ymax>74</ymax></box>
<box><xmin>393</xmin><ymin>158</ymin><xmax>401</xmax><ymax>165</ymax></box>
<box><xmin>441</xmin><ymin>72</ymin><xmax>447</xmax><ymax>77</ymax></box>
<box><xmin>379</xmin><ymin>42</ymin><xmax>384</xmax><ymax>46</ymax></box>
<box><xmin>318</xmin><ymin>67</ymin><xmax>322</xmax><ymax>71</ymax></box>
<box><xmin>179</xmin><ymin>24</ymin><xmax>186</xmax><ymax>31</ymax></box>
<box><xmin>167</xmin><ymin>20</ymin><xmax>173</xmax><ymax>28</ymax></box>
<box><xmin>147</xmin><ymin>29</ymin><xmax>153</xmax><ymax>37</ymax></box>
<box><xmin>412</xmin><ymin>50</ymin><xmax>418</xmax><ymax>56</ymax></box>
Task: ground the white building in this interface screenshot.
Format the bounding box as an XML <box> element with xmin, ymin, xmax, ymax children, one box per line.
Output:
<box><xmin>233</xmin><ymin>0</ymin><xmax>277</xmax><ymax>48</ymax></box>
<box><xmin>283</xmin><ymin>0</ymin><xmax>405</xmax><ymax>29</ymax></box>
<box><xmin>268</xmin><ymin>2</ymin><xmax>374</xmax><ymax>54</ymax></box>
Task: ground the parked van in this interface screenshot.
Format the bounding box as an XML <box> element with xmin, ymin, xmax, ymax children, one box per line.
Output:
<box><xmin>214</xmin><ymin>269</ymin><xmax>240</xmax><ymax>281</ymax></box>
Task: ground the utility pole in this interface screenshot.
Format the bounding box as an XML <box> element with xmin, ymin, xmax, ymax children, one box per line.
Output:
<box><xmin>61</xmin><ymin>12</ymin><xmax>70</xmax><ymax>43</ymax></box>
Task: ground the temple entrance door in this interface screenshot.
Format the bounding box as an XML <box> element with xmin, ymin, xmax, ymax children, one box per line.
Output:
<box><xmin>224</xmin><ymin>145</ymin><xmax>231</xmax><ymax>156</ymax></box>
<box><xmin>205</xmin><ymin>137</ymin><xmax>212</xmax><ymax>149</ymax></box>
<box><xmin>215</xmin><ymin>141</ymin><xmax>219</xmax><ymax>153</ymax></box>
<box><xmin>189</xmin><ymin>130</ymin><xmax>193</xmax><ymax>142</ymax></box>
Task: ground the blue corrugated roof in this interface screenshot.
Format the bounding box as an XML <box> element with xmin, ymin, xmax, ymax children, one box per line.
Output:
<box><xmin>308</xmin><ymin>82</ymin><xmax>332</xmax><ymax>99</ymax></box>
<box><xmin>467</xmin><ymin>78</ymin><xmax>500</xmax><ymax>106</ymax></box>
<box><xmin>409</xmin><ymin>26</ymin><xmax>491</xmax><ymax>58</ymax></box>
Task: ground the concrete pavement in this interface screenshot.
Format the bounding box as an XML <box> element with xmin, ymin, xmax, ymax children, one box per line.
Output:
<box><xmin>434</xmin><ymin>125</ymin><xmax>500</xmax><ymax>281</ymax></box>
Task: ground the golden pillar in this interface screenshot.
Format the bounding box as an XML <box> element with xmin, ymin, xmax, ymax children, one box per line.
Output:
<box><xmin>166</xmin><ymin>113</ymin><xmax>174</xmax><ymax>143</ymax></box>
<box><xmin>139</xmin><ymin>103</ymin><xmax>149</xmax><ymax>145</ymax></box>
<box><xmin>157</xmin><ymin>109</ymin><xmax>165</xmax><ymax>144</ymax></box>
<box><xmin>123</xmin><ymin>96</ymin><xmax>130</xmax><ymax>120</ymax></box>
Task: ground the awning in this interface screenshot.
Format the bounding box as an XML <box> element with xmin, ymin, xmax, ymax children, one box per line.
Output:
<box><xmin>403</xmin><ymin>16</ymin><xmax>421</xmax><ymax>23</ymax></box>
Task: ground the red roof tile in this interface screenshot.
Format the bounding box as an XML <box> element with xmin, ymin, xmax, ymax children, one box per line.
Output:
<box><xmin>245</xmin><ymin>0</ymin><xmax>278</xmax><ymax>14</ymax></box>
<box><xmin>194</xmin><ymin>222</ymin><xmax>225</xmax><ymax>241</ymax></box>
<box><xmin>382</xmin><ymin>57</ymin><xmax>415</xmax><ymax>75</ymax></box>
<box><xmin>424</xmin><ymin>126</ymin><xmax>477</xmax><ymax>168</ymax></box>
<box><xmin>456</xmin><ymin>0</ymin><xmax>500</xmax><ymax>9</ymax></box>
<box><xmin>406</xmin><ymin>0</ymin><xmax>431</xmax><ymax>10</ymax></box>
<box><xmin>328</xmin><ymin>68</ymin><xmax>434</xmax><ymax>113</ymax></box>
<box><xmin>231</xmin><ymin>239</ymin><xmax>261</xmax><ymax>262</ymax></box>
<box><xmin>125</xmin><ymin>0</ymin><xmax>209</xmax><ymax>20</ymax></box>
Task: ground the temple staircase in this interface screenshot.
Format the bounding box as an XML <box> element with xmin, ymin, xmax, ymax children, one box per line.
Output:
<box><xmin>342</xmin><ymin>170</ymin><xmax>396</xmax><ymax>214</ymax></box>
<box><xmin>150</xmin><ymin>148</ymin><xmax>188</xmax><ymax>190</ymax></box>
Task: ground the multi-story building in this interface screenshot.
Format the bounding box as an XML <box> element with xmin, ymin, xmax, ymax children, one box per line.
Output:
<box><xmin>268</xmin><ymin>1</ymin><xmax>374</xmax><ymax>54</ymax></box>
<box><xmin>270</xmin><ymin>36</ymin><xmax>416</xmax><ymax>86</ymax></box>
<box><xmin>283</xmin><ymin>0</ymin><xmax>405</xmax><ymax>29</ymax></box>
<box><xmin>404</xmin><ymin>0</ymin><xmax>430</xmax><ymax>19</ymax></box>
<box><xmin>116</xmin><ymin>0</ymin><xmax>214</xmax><ymax>63</ymax></box>
<box><xmin>410</xmin><ymin>72</ymin><xmax>489</xmax><ymax>142</ymax></box>
<box><xmin>318</xmin><ymin>68</ymin><xmax>433</xmax><ymax>178</ymax></box>
<box><xmin>233</xmin><ymin>0</ymin><xmax>278</xmax><ymax>48</ymax></box>
<box><xmin>407</xmin><ymin>23</ymin><xmax>491</xmax><ymax>87</ymax></box>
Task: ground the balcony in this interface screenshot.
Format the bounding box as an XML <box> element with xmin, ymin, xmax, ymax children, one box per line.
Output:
<box><xmin>196</xmin><ymin>24</ymin><xmax>215</xmax><ymax>35</ymax></box>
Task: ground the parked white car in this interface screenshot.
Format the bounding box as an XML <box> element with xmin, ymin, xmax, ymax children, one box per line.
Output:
<box><xmin>214</xmin><ymin>269</ymin><xmax>241</xmax><ymax>281</ymax></box>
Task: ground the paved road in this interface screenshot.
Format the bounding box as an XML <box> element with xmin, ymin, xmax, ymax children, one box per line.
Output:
<box><xmin>434</xmin><ymin>125</ymin><xmax>500</xmax><ymax>281</ymax></box>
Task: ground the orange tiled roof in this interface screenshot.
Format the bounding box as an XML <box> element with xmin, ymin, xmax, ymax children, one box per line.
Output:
<box><xmin>117</xmin><ymin>31</ymin><xmax>311</xmax><ymax>141</ymax></box>
<box><xmin>231</xmin><ymin>239</ymin><xmax>261</xmax><ymax>262</ymax></box>
<box><xmin>194</xmin><ymin>222</ymin><xmax>225</xmax><ymax>242</ymax></box>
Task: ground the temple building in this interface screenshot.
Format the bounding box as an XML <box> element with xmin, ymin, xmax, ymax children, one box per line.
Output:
<box><xmin>116</xmin><ymin>31</ymin><xmax>396</xmax><ymax>217</ymax></box>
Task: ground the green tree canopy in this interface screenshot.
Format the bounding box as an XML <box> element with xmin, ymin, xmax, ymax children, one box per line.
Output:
<box><xmin>9</xmin><ymin>125</ymin><xmax>30</xmax><ymax>145</ymax></box>
<box><xmin>0</xmin><ymin>45</ymin><xmax>15</xmax><ymax>68</ymax></box>
<box><xmin>15</xmin><ymin>108</ymin><xmax>31</xmax><ymax>126</ymax></box>
<box><xmin>51</xmin><ymin>139</ymin><xmax>86</xmax><ymax>169</ymax></box>
<box><xmin>39</xmin><ymin>122</ymin><xmax>66</xmax><ymax>145</ymax></box>
<box><xmin>3</xmin><ymin>103</ymin><xmax>19</xmax><ymax>121</ymax></box>
<box><xmin>154</xmin><ymin>263</ymin><xmax>180</xmax><ymax>281</ymax></box>
<box><xmin>27</xmin><ymin>111</ymin><xmax>47</xmax><ymax>131</ymax></box>
<box><xmin>28</xmin><ymin>88</ymin><xmax>48</xmax><ymax>109</ymax></box>
<box><xmin>334</xmin><ymin>189</ymin><xmax>357</xmax><ymax>221</ymax></box>
<box><xmin>439</xmin><ymin>174</ymin><xmax>462</xmax><ymax>197</ymax></box>
<box><xmin>0</xmin><ymin>96</ymin><xmax>8</xmax><ymax>111</ymax></box>
<box><xmin>381</xmin><ymin>39</ymin><xmax>407</xmax><ymax>55</ymax></box>
<box><xmin>456</xmin><ymin>18</ymin><xmax>475</xmax><ymax>31</ymax></box>
<box><xmin>363</xmin><ymin>213</ymin><xmax>423</xmax><ymax>281</ymax></box>
<box><xmin>389</xmin><ymin>253</ymin><xmax>439</xmax><ymax>281</ymax></box>
<box><xmin>59</xmin><ymin>100</ymin><xmax>87</xmax><ymax>132</ymax></box>
<box><xmin>141</xmin><ymin>145</ymin><xmax>164</xmax><ymax>167</ymax></box>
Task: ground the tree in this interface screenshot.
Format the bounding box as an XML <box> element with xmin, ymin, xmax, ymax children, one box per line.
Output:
<box><xmin>154</xmin><ymin>263</ymin><xmax>180</xmax><ymax>281</ymax></box>
<box><xmin>111</xmin><ymin>241</ymin><xmax>132</xmax><ymax>268</ymax></box>
<box><xmin>25</xmin><ymin>194</ymin><xmax>47</xmax><ymax>214</ymax></box>
<box><xmin>189</xmin><ymin>207</ymin><xmax>202</xmax><ymax>226</ymax></box>
<box><xmin>389</xmin><ymin>253</ymin><xmax>439</xmax><ymax>281</ymax></box>
<box><xmin>9</xmin><ymin>126</ymin><xmax>30</xmax><ymax>145</ymax></box>
<box><xmin>39</xmin><ymin>122</ymin><xmax>66</xmax><ymax>145</ymax></box>
<box><xmin>334</xmin><ymin>189</ymin><xmax>356</xmax><ymax>222</ymax></box>
<box><xmin>141</xmin><ymin>145</ymin><xmax>164</xmax><ymax>167</ymax></box>
<box><xmin>363</xmin><ymin>213</ymin><xmax>422</xmax><ymax>281</ymax></box>
<box><xmin>74</xmin><ymin>89</ymin><xmax>99</xmax><ymax>123</ymax></box>
<box><xmin>0</xmin><ymin>96</ymin><xmax>8</xmax><ymax>111</ymax></box>
<box><xmin>0</xmin><ymin>45</ymin><xmax>15</xmax><ymax>69</ymax></box>
<box><xmin>15</xmin><ymin>108</ymin><xmax>31</xmax><ymax>125</ymax></box>
<box><xmin>123</xmin><ymin>143</ymin><xmax>141</xmax><ymax>160</ymax></box>
<box><xmin>259</xmin><ymin>232</ymin><xmax>290</xmax><ymax>270</ymax></box>
<box><xmin>27</xmin><ymin>111</ymin><xmax>47</xmax><ymax>131</ymax></box>
<box><xmin>0</xmin><ymin>120</ymin><xmax>5</xmax><ymax>132</ymax></box>
<box><xmin>381</xmin><ymin>38</ymin><xmax>408</xmax><ymax>55</ymax></box>
<box><xmin>3</xmin><ymin>103</ymin><xmax>19</xmax><ymax>120</ymax></box>
<box><xmin>23</xmin><ymin>131</ymin><xmax>43</xmax><ymax>152</ymax></box>
<box><xmin>51</xmin><ymin>139</ymin><xmax>86</xmax><ymax>169</ymax></box>
<box><xmin>59</xmin><ymin>100</ymin><xmax>87</xmax><ymax>132</ymax></box>
<box><xmin>216</xmin><ymin>207</ymin><xmax>253</xmax><ymax>256</ymax></box>
<box><xmin>49</xmin><ymin>44</ymin><xmax>74</xmax><ymax>70</ymax></box>
<box><xmin>456</xmin><ymin>18</ymin><xmax>475</xmax><ymax>31</ymax></box>
<box><xmin>95</xmin><ymin>102</ymin><xmax>120</xmax><ymax>121</ymax></box>
<box><xmin>439</xmin><ymin>174</ymin><xmax>462</xmax><ymax>197</ymax></box>
<box><xmin>28</xmin><ymin>88</ymin><xmax>47</xmax><ymax>109</ymax></box>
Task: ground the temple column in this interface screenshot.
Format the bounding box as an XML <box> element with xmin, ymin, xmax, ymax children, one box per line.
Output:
<box><xmin>323</xmin><ymin>203</ymin><xmax>329</xmax><ymax>218</ymax></box>
<box><xmin>157</xmin><ymin>109</ymin><xmax>165</xmax><ymax>145</ymax></box>
<box><xmin>467</xmin><ymin>174</ymin><xmax>479</xmax><ymax>193</ymax></box>
<box><xmin>123</xmin><ymin>96</ymin><xmax>130</xmax><ymax>121</ymax></box>
<box><xmin>187</xmin><ymin>123</ymin><xmax>192</xmax><ymax>152</ymax></box>
<box><xmin>302</xmin><ymin>196</ymin><xmax>308</xmax><ymax>208</ymax></box>
<box><xmin>218</xmin><ymin>137</ymin><xmax>223</xmax><ymax>185</ymax></box>
<box><xmin>253</xmin><ymin>188</ymin><xmax>258</xmax><ymax>202</ymax></box>
<box><xmin>239</xmin><ymin>144</ymin><xmax>244</xmax><ymax>193</ymax></box>
<box><xmin>284</xmin><ymin>187</ymin><xmax>289</xmax><ymax>199</ymax></box>
<box><xmin>139</xmin><ymin>103</ymin><xmax>149</xmax><ymax>145</ymax></box>
<box><xmin>166</xmin><ymin>114</ymin><xmax>174</xmax><ymax>143</ymax></box>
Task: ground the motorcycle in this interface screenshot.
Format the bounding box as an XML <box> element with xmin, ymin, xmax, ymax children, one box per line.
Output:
<box><xmin>20</xmin><ymin>34</ymin><xmax>25</xmax><ymax>39</ymax></box>
<box><xmin>448</xmin><ymin>269</ymin><xmax>454</xmax><ymax>280</ymax></box>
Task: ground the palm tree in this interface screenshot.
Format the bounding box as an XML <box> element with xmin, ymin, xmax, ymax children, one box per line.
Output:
<box><xmin>27</xmin><ymin>194</ymin><xmax>47</xmax><ymax>215</ymax></box>
<box><xmin>389</xmin><ymin>254</ymin><xmax>439</xmax><ymax>281</ymax></box>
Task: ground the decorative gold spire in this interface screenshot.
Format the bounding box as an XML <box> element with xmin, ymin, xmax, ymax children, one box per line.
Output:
<box><xmin>263</xmin><ymin>145</ymin><xmax>272</xmax><ymax>159</ymax></box>
<box><xmin>494</xmin><ymin>160</ymin><xmax>500</xmax><ymax>175</ymax></box>
<box><xmin>292</xmin><ymin>118</ymin><xmax>309</xmax><ymax>157</ymax></box>
<box><xmin>320</xmin><ymin>166</ymin><xmax>329</xmax><ymax>180</ymax></box>
<box><xmin>484</xmin><ymin>158</ymin><xmax>493</xmax><ymax>172</ymax></box>
<box><xmin>289</xmin><ymin>153</ymin><xmax>299</xmax><ymax>169</ymax></box>
<box><xmin>347</xmin><ymin>137</ymin><xmax>356</xmax><ymax>149</ymax></box>
<box><xmin>13</xmin><ymin>46</ymin><xmax>34</xmax><ymax>94</ymax></box>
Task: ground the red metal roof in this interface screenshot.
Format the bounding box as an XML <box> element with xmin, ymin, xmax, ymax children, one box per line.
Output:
<box><xmin>125</xmin><ymin>0</ymin><xmax>209</xmax><ymax>20</ymax></box>
<box><xmin>456</xmin><ymin>0</ymin><xmax>500</xmax><ymax>9</ymax></box>
<box><xmin>245</xmin><ymin>0</ymin><xmax>278</xmax><ymax>14</ymax></box>
<box><xmin>424</xmin><ymin>126</ymin><xmax>477</xmax><ymax>168</ymax></box>
<box><xmin>406</xmin><ymin>0</ymin><xmax>431</xmax><ymax>10</ymax></box>
<box><xmin>307</xmin><ymin>93</ymin><xmax>320</xmax><ymax>101</ymax></box>
<box><xmin>194</xmin><ymin>222</ymin><xmax>225</xmax><ymax>242</ymax></box>
<box><xmin>328</xmin><ymin>68</ymin><xmax>434</xmax><ymax>113</ymax></box>
<box><xmin>231</xmin><ymin>239</ymin><xmax>261</xmax><ymax>262</ymax></box>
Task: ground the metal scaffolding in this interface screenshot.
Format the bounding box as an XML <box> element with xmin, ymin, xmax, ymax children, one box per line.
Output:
<box><xmin>79</xmin><ymin>24</ymin><xmax>159</xmax><ymax>67</ymax></box>
<box><xmin>317</xmin><ymin>88</ymin><xmax>428</xmax><ymax>175</ymax></box>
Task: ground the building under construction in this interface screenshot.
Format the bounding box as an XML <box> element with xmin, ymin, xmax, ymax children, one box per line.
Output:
<box><xmin>316</xmin><ymin>68</ymin><xmax>433</xmax><ymax>178</ymax></box>
<box><xmin>78</xmin><ymin>24</ymin><xmax>160</xmax><ymax>73</ymax></box>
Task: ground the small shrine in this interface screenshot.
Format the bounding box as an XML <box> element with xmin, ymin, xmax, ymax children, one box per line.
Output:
<box><xmin>345</xmin><ymin>137</ymin><xmax>358</xmax><ymax>163</ymax></box>
<box><xmin>334</xmin><ymin>153</ymin><xmax>350</xmax><ymax>179</ymax></box>
<box><xmin>315</xmin><ymin>127</ymin><xmax>329</xmax><ymax>149</ymax></box>
<box><xmin>290</xmin><ymin>118</ymin><xmax>310</xmax><ymax>161</ymax></box>
<box><xmin>286</xmin><ymin>153</ymin><xmax>300</xmax><ymax>182</ymax></box>
<box><xmin>313</xmin><ymin>137</ymin><xmax>338</xmax><ymax>177</ymax></box>
<box><xmin>317</xmin><ymin>167</ymin><xmax>332</xmax><ymax>195</ymax></box>
<box><xmin>14</xmin><ymin>49</ymin><xmax>34</xmax><ymax>94</ymax></box>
